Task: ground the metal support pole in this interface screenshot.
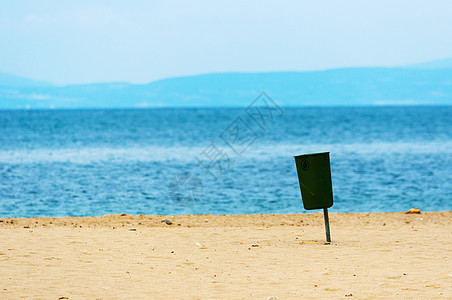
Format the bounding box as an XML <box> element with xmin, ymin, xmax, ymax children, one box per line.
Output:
<box><xmin>323</xmin><ymin>207</ymin><xmax>331</xmax><ymax>243</ymax></box>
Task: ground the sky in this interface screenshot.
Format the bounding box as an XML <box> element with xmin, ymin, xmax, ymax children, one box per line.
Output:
<box><xmin>1</xmin><ymin>0</ymin><xmax>452</xmax><ymax>85</ymax></box>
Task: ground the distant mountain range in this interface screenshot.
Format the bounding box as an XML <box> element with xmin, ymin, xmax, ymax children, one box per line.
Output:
<box><xmin>404</xmin><ymin>57</ymin><xmax>452</xmax><ymax>69</ymax></box>
<box><xmin>1</xmin><ymin>58</ymin><xmax>451</xmax><ymax>109</ymax></box>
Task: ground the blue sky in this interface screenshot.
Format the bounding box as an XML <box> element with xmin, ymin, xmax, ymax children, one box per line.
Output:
<box><xmin>1</xmin><ymin>0</ymin><xmax>451</xmax><ymax>85</ymax></box>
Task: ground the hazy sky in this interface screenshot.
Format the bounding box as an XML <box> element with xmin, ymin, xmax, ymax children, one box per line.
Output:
<box><xmin>1</xmin><ymin>0</ymin><xmax>452</xmax><ymax>85</ymax></box>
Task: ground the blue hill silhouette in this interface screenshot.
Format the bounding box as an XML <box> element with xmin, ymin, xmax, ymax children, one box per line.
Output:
<box><xmin>1</xmin><ymin>61</ymin><xmax>451</xmax><ymax>109</ymax></box>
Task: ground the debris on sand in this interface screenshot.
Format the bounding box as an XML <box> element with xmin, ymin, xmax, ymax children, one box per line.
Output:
<box><xmin>161</xmin><ymin>219</ymin><xmax>173</xmax><ymax>225</ymax></box>
<box><xmin>196</xmin><ymin>242</ymin><xmax>207</xmax><ymax>249</ymax></box>
<box><xmin>406</xmin><ymin>208</ymin><xmax>421</xmax><ymax>214</ymax></box>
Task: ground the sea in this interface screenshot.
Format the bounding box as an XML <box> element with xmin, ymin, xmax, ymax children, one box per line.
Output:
<box><xmin>0</xmin><ymin>106</ymin><xmax>451</xmax><ymax>218</ymax></box>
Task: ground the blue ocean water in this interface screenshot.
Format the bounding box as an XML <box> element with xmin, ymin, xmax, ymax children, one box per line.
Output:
<box><xmin>0</xmin><ymin>106</ymin><xmax>451</xmax><ymax>217</ymax></box>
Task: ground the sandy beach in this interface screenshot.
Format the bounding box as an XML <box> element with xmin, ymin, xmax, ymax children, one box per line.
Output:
<box><xmin>0</xmin><ymin>211</ymin><xmax>451</xmax><ymax>299</ymax></box>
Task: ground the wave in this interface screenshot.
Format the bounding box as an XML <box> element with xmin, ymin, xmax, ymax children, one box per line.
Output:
<box><xmin>1</xmin><ymin>141</ymin><xmax>451</xmax><ymax>164</ymax></box>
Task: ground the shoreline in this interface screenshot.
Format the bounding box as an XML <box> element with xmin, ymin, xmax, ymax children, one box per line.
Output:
<box><xmin>1</xmin><ymin>211</ymin><xmax>451</xmax><ymax>299</ymax></box>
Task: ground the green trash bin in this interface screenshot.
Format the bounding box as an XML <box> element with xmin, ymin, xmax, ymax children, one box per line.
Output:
<box><xmin>294</xmin><ymin>152</ymin><xmax>334</xmax><ymax>243</ymax></box>
<box><xmin>294</xmin><ymin>152</ymin><xmax>333</xmax><ymax>210</ymax></box>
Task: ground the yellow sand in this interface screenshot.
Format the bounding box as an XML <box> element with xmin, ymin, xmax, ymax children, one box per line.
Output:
<box><xmin>1</xmin><ymin>211</ymin><xmax>451</xmax><ymax>299</ymax></box>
